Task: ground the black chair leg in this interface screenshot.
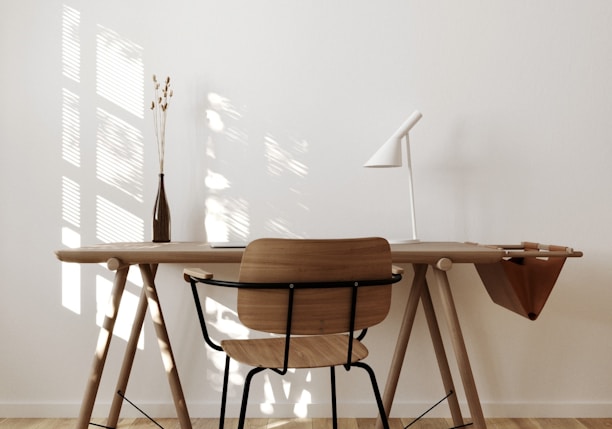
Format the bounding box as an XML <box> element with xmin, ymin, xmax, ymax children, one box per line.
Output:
<box><xmin>218</xmin><ymin>355</ymin><xmax>231</xmax><ymax>429</ymax></box>
<box><xmin>237</xmin><ymin>367</ymin><xmax>266</xmax><ymax>429</ymax></box>
<box><xmin>350</xmin><ymin>362</ymin><xmax>390</xmax><ymax>429</ymax></box>
<box><xmin>330</xmin><ymin>366</ymin><xmax>338</xmax><ymax>429</ymax></box>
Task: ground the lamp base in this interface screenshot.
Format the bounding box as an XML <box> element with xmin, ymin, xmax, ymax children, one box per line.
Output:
<box><xmin>387</xmin><ymin>238</ymin><xmax>420</xmax><ymax>244</ymax></box>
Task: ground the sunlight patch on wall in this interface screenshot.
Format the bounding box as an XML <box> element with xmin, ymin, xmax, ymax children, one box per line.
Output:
<box><xmin>264</xmin><ymin>135</ymin><xmax>309</xmax><ymax>177</ymax></box>
<box><xmin>96</xmin><ymin>196</ymin><xmax>144</xmax><ymax>243</ymax></box>
<box><xmin>127</xmin><ymin>267</ymin><xmax>144</xmax><ymax>287</ymax></box>
<box><xmin>96</xmin><ymin>275</ymin><xmax>144</xmax><ymax>348</ymax></box>
<box><xmin>62</xmin><ymin>5</ymin><xmax>80</xmax><ymax>83</ymax></box>
<box><xmin>96</xmin><ymin>25</ymin><xmax>144</xmax><ymax>118</ymax></box>
<box><xmin>205</xmin><ymin>296</ymin><xmax>249</xmax><ymax>338</ymax></box>
<box><xmin>205</xmin><ymin>169</ymin><xmax>231</xmax><ymax>190</ymax></box>
<box><xmin>293</xmin><ymin>388</ymin><xmax>312</xmax><ymax>418</ymax></box>
<box><xmin>224</xmin><ymin>126</ymin><xmax>249</xmax><ymax>144</ymax></box>
<box><xmin>265</xmin><ymin>217</ymin><xmax>302</xmax><ymax>238</ymax></box>
<box><xmin>62</xmin><ymin>226</ymin><xmax>81</xmax><ymax>249</ymax></box>
<box><xmin>62</xmin><ymin>176</ymin><xmax>80</xmax><ymax>228</ymax></box>
<box><xmin>205</xmin><ymin>92</ymin><xmax>241</xmax><ymax>135</ymax></box>
<box><xmin>259</xmin><ymin>371</ymin><xmax>312</xmax><ymax>417</ymax></box>
<box><xmin>282</xmin><ymin>378</ymin><xmax>291</xmax><ymax>398</ymax></box>
<box><xmin>205</xmin><ymin>196</ymin><xmax>250</xmax><ymax>242</ymax></box>
<box><xmin>204</xmin><ymin>347</ymin><xmax>244</xmax><ymax>393</ymax></box>
<box><xmin>208</xmin><ymin>92</ymin><xmax>242</xmax><ymax>121</ymax></box>
<box><xmin>62</xmin><ymin>261</ymin><xmax>81</xmax><ymax>314</ymax></box>
<box><xmin>62</xmin><ymin>89</ymin><xmax>80</xmax><ymax>167</ymax></box>
<box><xmin>261</xmin><ymin>372</ymin><xmax>276</xmax><ymax>415</ymax></box>
<box><xmin>96</xmin><ymin>108</ymin><xmax>144</xmax><ymax>202</ymax></box>
<box><xmin>204</xmin><ymin>92</ymin><xmax>255</xmax><ymax>242</ymax></box>
<box><xmin>61</xmin><ymin>227</ymin><xmax>81</xmax><ymax>314</ymax></box>
<box><xmin>204</xmin><ymin>296</ymin><xmax>247</xmax><ymax>390</ymax></box>
<box><xmin>206</xmin><ymin>110</ymin><xmax>224</xmax><ymax>133</ymax></box>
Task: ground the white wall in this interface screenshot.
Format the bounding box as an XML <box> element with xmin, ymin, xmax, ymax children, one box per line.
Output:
<box><xmin>2</xmin><ymin>0</ymin><xmax>611</xmax><ymax>419</ymax></box>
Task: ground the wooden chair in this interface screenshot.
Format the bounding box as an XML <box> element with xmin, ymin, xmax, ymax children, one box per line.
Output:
<box><xmin>184</xmin><ymin>237</ymin><xmax>403</xmax><ymax>429</ymax></box>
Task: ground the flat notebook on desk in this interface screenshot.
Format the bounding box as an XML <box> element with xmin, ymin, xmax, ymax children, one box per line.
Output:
<box><xmin>209</xmin><ymin>241</ymin><xmax>248</xmax><ymax>248</ymax></box>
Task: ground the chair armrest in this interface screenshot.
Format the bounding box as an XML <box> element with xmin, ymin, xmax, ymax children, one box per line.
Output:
<box><xmin>392</xmin><ymin>265</ymin><xmax>404</xmax><ymax>275</ymax></box>
<box><xmin>183</xmin><ymin>267</ymin><xmax>214</xmax><ymax>282</ymax></box>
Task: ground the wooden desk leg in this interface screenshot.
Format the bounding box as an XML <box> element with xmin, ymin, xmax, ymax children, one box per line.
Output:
<box><xmin>376</xmin><ymin>264</ymin><xmax>428</xmax><ymax>429</ymax></box>
<box><xmin>107</xmin><ymin>283</ymin><xmax>149</xmax><ymax>427</ymax></box>
<box><xmin>420</xmin><ymin>281</ymin><xmax>464</xmax><ymax>427</ymax></box>
<box><xmin>76</xmin><ymin>265</ymin><xmax>129</xmax><ymax>429</ymax></box>
<box><xmin>139</xmin><ymin>264</ymin><xmax>192</xmax><ymax>429</ymax></box>
<box><xmin>432</xmin><ymin>268</ymin><xmax>487</xmax><ymax>429</ymax></box>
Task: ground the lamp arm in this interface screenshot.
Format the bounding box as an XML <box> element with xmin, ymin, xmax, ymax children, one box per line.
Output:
<box><xmin>390</xmin><ymin>111</ymin><xmax>422</xmax><ymax>140</ymax></box>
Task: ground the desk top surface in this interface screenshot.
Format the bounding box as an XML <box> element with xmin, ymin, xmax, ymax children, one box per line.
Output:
<box><xmin>55</xmin><ymin>241</ymin><xmax>555</xmax><ymax>266</ymax></box>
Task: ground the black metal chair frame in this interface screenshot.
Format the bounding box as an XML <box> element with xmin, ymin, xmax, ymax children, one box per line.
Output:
<box><xmin>188</xmin><ymin>272</ymin><xmax>402</xmax><ymax>429</ymax></box>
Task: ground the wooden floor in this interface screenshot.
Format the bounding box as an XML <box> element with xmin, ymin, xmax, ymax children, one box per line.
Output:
<box><xmin>1</xmin><ymin>418</ymin><xmax>611</xmax><ymax>429</ymax></box>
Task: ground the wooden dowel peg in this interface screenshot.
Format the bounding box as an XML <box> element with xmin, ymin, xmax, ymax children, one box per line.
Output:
<box><xmin>436</xmin><ymin>258</ymin><xmax>453</xmax><ymax>271</ymax></box>
<box><xmin>107</xmin><ymin>258</ymin><xmax>128</xmax><ymax>271</ymax></box>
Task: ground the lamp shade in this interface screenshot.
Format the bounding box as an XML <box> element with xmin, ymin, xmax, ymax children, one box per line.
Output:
<box><xmin>363</xmin><ymin>136</ymin><xmax>402</xmax><ymax>167</ymax></box>
<box><xmin>363</xmin><ymin>110</ymin><xmax>422</xmax><ymax>168</ymax></box>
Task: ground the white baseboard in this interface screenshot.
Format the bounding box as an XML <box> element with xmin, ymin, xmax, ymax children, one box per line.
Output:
<box><xmin>1</xmin><ymin>401</ymin><xmax>611</xmax><ymax>419</ymax></box>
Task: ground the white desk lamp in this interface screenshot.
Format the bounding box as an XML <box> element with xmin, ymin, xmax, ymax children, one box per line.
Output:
<box><xmin>364</xmin><ymin>110</ymin><xmax>423</xmax><ymax>242</ymax></box>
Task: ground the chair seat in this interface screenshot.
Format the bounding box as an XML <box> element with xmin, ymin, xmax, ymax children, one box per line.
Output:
<box><xmin>222</xmin><ymin>334</ymin><xmax>368</xmax><ymax>369</ymax></box>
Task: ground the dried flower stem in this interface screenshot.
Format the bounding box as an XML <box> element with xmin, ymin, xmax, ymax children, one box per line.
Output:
<box><xmin>151</xmin><ymin>74</ymin><xmax>173</xmax><ymax>174</ymax></box>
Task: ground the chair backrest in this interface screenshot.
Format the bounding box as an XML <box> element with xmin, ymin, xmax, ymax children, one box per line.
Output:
<box><xmin>237</xmin><ymin>237</ymin><xmax>393</xmax><ymax>335</ymax></box>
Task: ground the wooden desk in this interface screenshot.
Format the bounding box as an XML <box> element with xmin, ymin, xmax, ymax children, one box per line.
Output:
<box><xmin>56</xmin><ymin>241</ymin><xmax>581</xmax><ymax>429</ymax></box>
